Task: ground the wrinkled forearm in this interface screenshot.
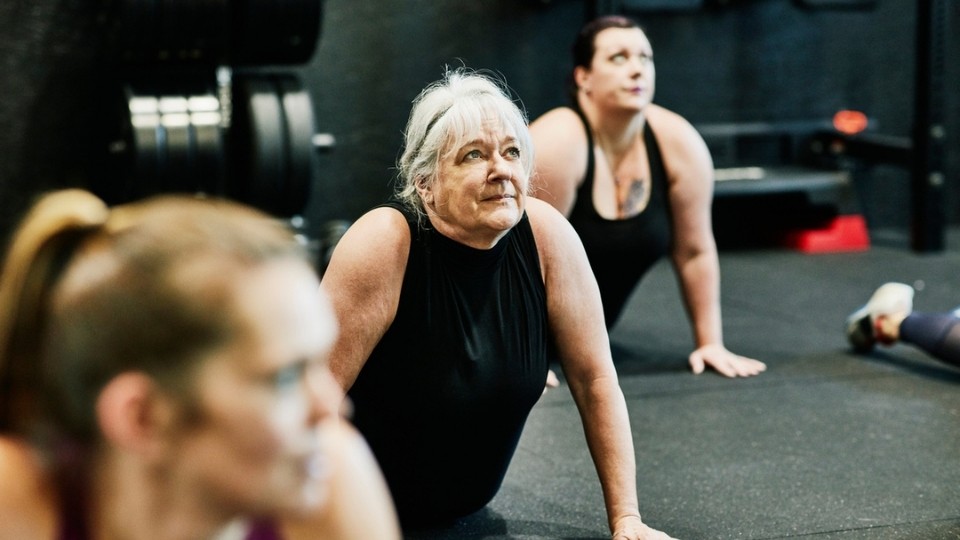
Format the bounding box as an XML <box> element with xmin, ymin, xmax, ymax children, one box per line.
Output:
<box><xmin>569</xmin><ymin>374</ymin><xmax>641</xmax><ymax>533</ymax></box>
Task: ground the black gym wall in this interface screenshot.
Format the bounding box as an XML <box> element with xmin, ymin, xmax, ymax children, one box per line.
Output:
<box><xmin>0</xmin><ymin>2</ymin><xmax>111</xmax><ymax>245</ymax></box>
<box><xmin>299</xmin><ymin>0</ymin><xmax>959</xmax><ymax>246</ymax></box>
<box><xmin>1</xmin><ymin>0</ymin><xmax>958</xmax><ymax>250</ymax></box>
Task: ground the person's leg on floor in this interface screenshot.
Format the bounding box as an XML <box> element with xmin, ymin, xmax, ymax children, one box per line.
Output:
<box><xmin>898</xmin><ymin>312</ymin><xmax>960</xmax><ymax>367</ymax></box>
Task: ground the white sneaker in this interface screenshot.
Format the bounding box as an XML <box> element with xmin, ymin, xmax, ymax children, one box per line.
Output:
<box><xmin>845</xmin><ymin>282</ymin><xmax>914</xmax><ymax>352</ymax></box>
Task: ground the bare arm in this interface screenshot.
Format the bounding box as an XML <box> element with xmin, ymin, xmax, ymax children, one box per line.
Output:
<box><xmin>529</xmin><ymin>107</ymin><xmax>589</xmax><ymax>217</ymax></box>
<box><xmin>319</xmin><ymin>207</ymin><xmax>410</xmax><ymax>392</ymax></box>
<box><xmin>650</xmin><ymin>106</ymin><xmax>722</xmax><ymax>348</ymax></box>
<box><xmin>649</xmin><ymin>105</ymin><xmax>765</xmax><ymax>378</ymax></box>
<box><xmin>527</xmin><ymin>199</ymin><xmax>673</xmax><ymax>540</ymax></box>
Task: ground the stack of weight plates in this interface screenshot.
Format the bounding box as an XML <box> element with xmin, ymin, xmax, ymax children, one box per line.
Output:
<box><xmin>96</xmin><ymin>0</ymin><xmax>323</xmax><ymax>217</ymax></box>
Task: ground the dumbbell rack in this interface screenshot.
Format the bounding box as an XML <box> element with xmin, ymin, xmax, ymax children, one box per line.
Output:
<box><xmin>94</xmin><ymin>0</ymin><xmax>324</xmax><ymax>218</ymax></box>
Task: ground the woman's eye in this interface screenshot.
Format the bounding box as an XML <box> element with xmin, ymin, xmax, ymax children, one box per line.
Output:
<box><xmin>275</xmin><ymin>363</ymin><xmax>305</xmax><ymax>390</ymax></box>
<box><xmin>465</xmin><ymin>149</ymin><xmax>482</xmax><ymax>160</ymax></box>
<box><xmin>611</xmin><ymin>53</ymin><xmax>626</xmax><ymax>64</ymax></box>
<box><xmin>505</xmin><ymin>147</ymin><xmax>521</xmax><ymax>159</ymax></box>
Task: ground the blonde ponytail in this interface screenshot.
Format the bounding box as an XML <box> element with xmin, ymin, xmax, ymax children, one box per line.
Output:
<box><xmin>0</xmin><ymin>189</ymin><xmax>109</xmax><ymax>433</ymax></box>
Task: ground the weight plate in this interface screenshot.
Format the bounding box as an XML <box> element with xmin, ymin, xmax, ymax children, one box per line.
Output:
<box><xmin>276</xmin><ymin>76</ymin><xmax>315</xmax><ymax>216</ymax></box>
<box><xmin>129</xmin><ymin>92</ymin><xmax>162</xmax><ymax>199</ymax></box>
<box><xmin>162</xmin><ymin>111</ymin><xmax>193</xmax><ymax>192</ymax></box>
<box><xmin>231</xmin><ymin>76</ymin><xmax>286</xmax><ymax>214</ymax></box>
<box><xmin>189</xmin><ymin>94</ymin><xmax>224</xmax><ymax>194</ymax></box>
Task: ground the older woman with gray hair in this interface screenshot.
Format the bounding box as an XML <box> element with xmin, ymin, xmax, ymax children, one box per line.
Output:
<box><xmin>321</xmin><ymin>67</ymin><xmax>675</xmax><ymax>540</ymax></box>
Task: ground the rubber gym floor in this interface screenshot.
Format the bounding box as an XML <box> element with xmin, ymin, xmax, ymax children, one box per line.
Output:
<box><xmin>405</xmin><ymin>227</ymin><xmax>960</xmax><ymax>540</ymax></box>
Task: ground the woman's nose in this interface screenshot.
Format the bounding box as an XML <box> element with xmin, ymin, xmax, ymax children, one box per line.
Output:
<box><xmin>488</xmin><ymin>153</ymin><xmax>514</xmax><ymax>182</ymax></box>
<box><xmin>632</xmin><ymin>55</ymin><xmax>651</xmax><ymax>74</ymax></box>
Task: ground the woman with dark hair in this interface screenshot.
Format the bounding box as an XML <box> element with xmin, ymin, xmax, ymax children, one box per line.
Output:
<box><xmin>0</xmin><ymin>189</ymin><xmax>400</xmax><ymax>539</ymax></box>
<box><xmin>530</xmin><ymin>16</ymin><xmax>766</xmax><ymax>378</ymax></box>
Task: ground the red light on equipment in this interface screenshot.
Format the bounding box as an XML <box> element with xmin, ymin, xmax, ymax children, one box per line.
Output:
<box><xmin>833</xmin><ymin>110</ymin><xmax>869</xmax><ymax>135</ymax></box>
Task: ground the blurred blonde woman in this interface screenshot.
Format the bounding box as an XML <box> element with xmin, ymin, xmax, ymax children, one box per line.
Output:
<box><xmin>0</xmin><ymin>189</ymin><xmax>400</xmax><ymax>540</ymax></box>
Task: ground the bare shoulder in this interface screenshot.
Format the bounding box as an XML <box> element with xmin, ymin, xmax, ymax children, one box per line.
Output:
<box><xmin>525</xmin><ymin>198</ymin><xmax>582</xmax><ymax>258</ymax></box>
<box><xmin>323</xmin><ymin>206</ymin><xmax>410</xmax><ymax>280</ymax></box>
<box><xmin>337</xmin><ymin>206</ymin><xmax>409</xmax><ymax>255</ymax></box>
<box><xmin>646</xmin><ymin>103</ymin><xmax>703</xmax><ymax>144</ymax></box>
<box><xmin>526</xmin><ymin>197</ymin><xmax>574</xmax><ymax>233</ymax></box>
<box><xmin>320</xmin><ymin>205</ymin><xmax>410</xmax><ymax>324</ymax></box>
<box><xmin>0</xmin><ymin>438</ymin><xmax>57</xmax><ymax>539</ymax></box>
<box><xmin>645</xmin><ymin>104</ymin><xmax>713</xmax><ymax>173</ymax></box>
<box><xmin>530</xmin><ymin>106</ymin><xmax>581</xmax><ymax>133</ymax></box>
<box><xmin>529</xmin><ymin>107</ymin><xmax>589</xmax><ymax>213</ymax></box>
<box><xmin>529</xmin><ymin>106</ymin><xmax>587</xmax><ymax>162</ymax></box>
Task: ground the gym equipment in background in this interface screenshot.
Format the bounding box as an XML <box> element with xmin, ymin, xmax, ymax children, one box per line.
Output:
<box><xmin>95</xmin><ymin>0</ymin><xmax>326</xmax><ymax>219</ymax></box>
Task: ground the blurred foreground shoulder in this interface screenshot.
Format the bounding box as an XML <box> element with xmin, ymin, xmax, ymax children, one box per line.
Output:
<box><xmin>0</xmin><ymin>437</ymin><xmax>57</xmax><ymax>540</ymax></box>
<box><xmin>282</xmin><ymin>422</ymin><xmax>401</xmax><ymax>540</ymax></box>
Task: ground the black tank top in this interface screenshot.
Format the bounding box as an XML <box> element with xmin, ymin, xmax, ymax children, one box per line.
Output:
<box><xmin>348</xmin><ymin>202</ymin><xmax>550</xmax><ymax>528</ymax></box>
<box><xmin>568</xmin><ymin>108</ymin><xmax>672</xmax><ymax>328</ymax></box>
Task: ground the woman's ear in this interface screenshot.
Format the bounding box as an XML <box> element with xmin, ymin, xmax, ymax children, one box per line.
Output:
<box><xmin>96</xmin><ymin>372</ymin><xmax>177</xmax><ymax>459</ymax></box>
<box><xmin>574</xmin><ymin>66</ymin><xmax>591</xmax><ymax>95</ymax></box>
<box><xmin>415</xmin><ymin>177</ymin><xmax>433</xmax><ymax>205</ymax></box>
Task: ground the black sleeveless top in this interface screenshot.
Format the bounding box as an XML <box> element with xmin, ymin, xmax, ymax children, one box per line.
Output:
<box><xmin>347</xmin><ymin>202</ymin><xmax>551</xmax><ymax>528</ymax></box>
<box><xmin>567</xmin><ymin>108</ymin><xmax>672</xmax><ymax>329</ymax></box>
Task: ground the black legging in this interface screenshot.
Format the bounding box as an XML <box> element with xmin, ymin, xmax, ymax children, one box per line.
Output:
<box><xmin>899</xmin><ymin>312</ymin><xmax>960</xmax><ymax>367</ymax></box>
